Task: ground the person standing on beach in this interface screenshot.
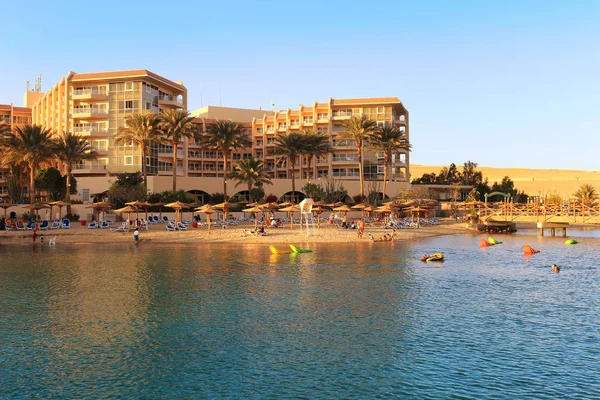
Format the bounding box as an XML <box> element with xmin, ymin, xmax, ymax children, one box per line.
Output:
<box><xmin>358</xmin><ymin>218</ymin><xmax>365</xmax><ymax>238</ymax></box>
<box><xmin>133</xmin><ymin>228</ymin><xmax>140</xmax><ymax>242</ymax></box>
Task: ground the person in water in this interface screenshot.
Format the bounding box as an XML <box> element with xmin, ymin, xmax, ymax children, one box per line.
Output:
<box><xmin>552</xmin><ymin>264</ymin><xmax>560</xmax><ymax>273</ymax></box>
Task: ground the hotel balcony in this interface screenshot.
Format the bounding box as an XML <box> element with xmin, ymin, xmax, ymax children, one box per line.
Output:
<box><xmin>72</xmin><ymin>107</ymin><xmax>108</xmax><ymax>119</ymax></box>
<box><xmin>158</xmin><ymin>167</ymin><xmax>184</xmax><ymax>175</ymax></box>
<box><xmin>73</xmin><ymin>126</ymin><xmax>108</xmax><ymax>137</ymax></box>
<box><xmin>392</xmin><ymin>115</ymin><xmax>407</xmax><ymax>124</ymax></box>
<box><xmin>157</xmin><ymin>148</ymin><xmax>184</xmax><ymax>158</ymax></box>
<box><xmin>72</xmin><ymin>88</ymin><xmax>108</xmax><ymax>101</ymax></box>
<box><xmin>72</xmin><ymin>163</ymin><xmax>108</xmax><ymax>174</ymax></box>
<box><xmin>158</xmin><ymin>95</ymin><xmax>183</xmax><ymax>108</ymax></box>
<box><xmin>331</xmin><ymin>111</ymin><xmax>353</xmax><ymax>120</ymax></box>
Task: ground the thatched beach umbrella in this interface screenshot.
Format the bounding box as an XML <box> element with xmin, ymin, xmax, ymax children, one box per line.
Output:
<box><xmin>27</xmin><ymin>203</ymin><xmax>50</xmax><ymax>221</ymax></box>
<box><xmin>311</xmin><ymin>205</ymin><xmax>327</xmax><ymax>228</ymax></box>
<box><xmin>165</xmin><ymin>201</ymin><xmax>187</xmax><ymax>223</ymax></box>
<box><xmin>214</xmin><ymin>201</ymin><xmax>236</xmax><ymax>222</ymax></box>
<box><xmin>85</xmin><ymin>201</ymin><xmax>113</xmax><ymax>222</ymax></box>
<box><xmin>114</xmin><ymin>205</ymin><xmax>137</xmax><ymax>230</ymax></box>
<box><xmin>279</xmin><ymin>204</ymin><xmax>301</xmax><ymax>229</ymax></box>
<box><xmin>0</xmin><ymin>203</ymin><xmax>16</xmax><ymax>219</ymax></box>
<box><xmin>243</xmin><ymin>205</ymin><xmax>263</xmax><ymax>229</ymax></box>
<box><xmin>332</xmin><ymin>204</ymin><xmax>352</xmax><ymax>221</ymax></box>
<box><xmin>151</xmin><ymin>202</ymin><xmax>165</xmax><ymax>220</ymax></box>
<box><xmin>126</xmin><ymin>200</ymin><xmax>144</xmax><ymax>221</ymax></box>
<box><xmin>196</xmin><ymin>204</ymin><xmax>217</xmax><ymax>234</ymax></box>
<box><xmin>48</xmin><ymin>200</ymin><xmax>71</xmax><ymax>221</ymax></box>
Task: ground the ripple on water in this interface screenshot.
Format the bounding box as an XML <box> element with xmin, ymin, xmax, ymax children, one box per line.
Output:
<box><xmin>0</xmin><ymin>234</ymin><xmax>599</xmax><ymax>398</ymax></box>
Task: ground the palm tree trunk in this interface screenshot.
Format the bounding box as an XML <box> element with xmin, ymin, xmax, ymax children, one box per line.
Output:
<box><xmin>29</xmin><ymin>161</ymin><xmax>35</xmax><ymax>204</ymax></box>
<box><xmin>356</xmin><ymin>140</ymin><xmax>364</xmax><ymax>201</ymax></box>
<box><xmin>290</xmin><ymin>159</ymin><xmax>296</xmax><ymax>204</ymax></box>
<box><xmin>65</xmin><ymin>165</ymin><xmax>72</xmax><ymax>202</ymax></box>
<box><xmin>306</xmin><ymin>155</ymin><xmax>313</xmax><ymax>183</ymax></box>
<box><xmin>141</xmin><ymin>144</ymin><xmax>148</xmax><ymax>192</ymax></box>
<box><xmin>248</xmin><ymin>182</ymin><xmax>252</xmax><ymax>202</ymax></box>
<box><xmin>172</xmin><ymin>142</ymin><xmax>178</xmax><ymax>192</ymax></box>
<box><xmin>223</xmin><ymin>152</ymin><xmax>228</xmax><ymax>201</ymax></box>
<box><xmin>382</xmin><ymin>153</ymin><xmax>390</xmax><ymax>201</ymax></box>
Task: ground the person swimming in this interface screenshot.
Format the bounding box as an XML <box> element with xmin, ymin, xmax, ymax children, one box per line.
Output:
<box><xmin>552</xmin><ymin>264</ymin><xmax>560</xmax><ymax>273</ymax></box>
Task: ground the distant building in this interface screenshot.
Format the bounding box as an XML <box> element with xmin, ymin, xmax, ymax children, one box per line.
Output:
<box><xmin>0</xmin><ymin>103</ymin><xmax>32</xmax><ymax>198</ymax></box>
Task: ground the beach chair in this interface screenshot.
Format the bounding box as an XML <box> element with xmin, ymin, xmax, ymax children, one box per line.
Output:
<box><xmin>88</xmin><ymin>222</ymin><xmax>97</xmax><ymax>229</ymax></box>
<box><xmin>162</xmin><ymin>216</ymin><xmax>169</xmax><ymax>223</ymax></box>
<box><xmin>39</xmin><ymin>220</ymin><xmax>49</xmax><ymax>230</ymax></box>
<box><xmin>166</xmin><ymin>224</ymin><xmax>176</xmax><ymax>232</ymax></box>
<box><xmin>177</xmin><ymin>222</ymin><xmax>188</xmax><ymax>231</ymax></box>
<box><xmin>100</xmin><ymin>221</ymin><xmax>110</xmax><ymax>229</ymax></box>
<box><xmin>110</xmin><ymin>223</ymin><xmax>128</xmax><ymax>232</ymax></box>
<box><xmin>153</xmin><ymin>216</ymin><xmax>160</xmax><ymax>223</ymax></box>
<box><xmin>16</xmin><ymin>221</ymin><xmax>26</xmax><ymax>230</ymax></box>
<box><xmin>50</xmin><ymin>220</ymin><xmax>61</xmax><ymax>230</ymax></box>
<box><xmin>62</xmin><ymin>219</ymin><xmax>71</xmax><ymax>229</ymax></box>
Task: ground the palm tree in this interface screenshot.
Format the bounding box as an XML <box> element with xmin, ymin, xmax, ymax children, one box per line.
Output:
<box><xmin>302</xmin><ymin>130</ymin><xmax>333</xmax><ymax>183</ymax></box>
<box><xmin>159</xmin><ymin>109</ymin><xmax>196</xmax><ymax>192</ymax></box>
<box><xmin>273</xmin><ymin>132</ymin><xmax>306</xmax><ymax>203</ymax></box>
<box><xmin>115</xmin><ymin>113</ymin><xmax>162</xmax><ymax>188</ymax></box>
<box><xmin>229</xmin><ymin>156</ymin><xmax>273</xmax><ymax>200</ymax></box>
<box><xmin>574</xmin><ymin>183</ymin><xmax>598</xmax><ymax>207</ymax></box>
<box><xmin>0</xmin><ymin>125</ymin><xmax>55</xmax><ymax>203</ymax></box>
<box><xmin>55</xmin><ymin>132</ymin><xmax>98</xmax><ymax>202</ymax></box>
<box><xmin>339</xmin><ymin>115</ymin><xmax>378</xmax><ymax>201</ymax></box>
<box><xmin>0</xmin><ymin>122</ymin><xmax>11</xmax><ymax>137</ymax></box>
<box><xmin>202</xmin><ymin>121</ymin><xmax>251</xmax><ymax>200</ymax></box>
<box><xmin>367</xmin><ymin>126</ymin><xmax>411</xmax><ymax>199</ymax></box>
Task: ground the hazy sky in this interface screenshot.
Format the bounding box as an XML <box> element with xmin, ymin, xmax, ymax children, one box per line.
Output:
<box><xmin>2</xmin><ymin>0</ymin><xmax>599</xmax><ymax>170</ymax></box>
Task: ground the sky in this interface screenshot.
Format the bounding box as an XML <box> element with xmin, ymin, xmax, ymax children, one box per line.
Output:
<box><xmin>2</xmin><ymin>0</ymin><xmax>599</xmax><ymax>170</ymax></box>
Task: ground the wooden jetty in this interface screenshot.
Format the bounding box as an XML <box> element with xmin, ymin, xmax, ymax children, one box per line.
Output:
<box><xmin>537</xmin><ymin>222</ymin><xmax>569</xmax><ymax>237</ymax></box>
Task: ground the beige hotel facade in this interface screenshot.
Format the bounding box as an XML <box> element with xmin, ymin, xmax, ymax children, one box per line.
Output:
<box><xmin>2</xmin><ymin>69</ymin><xmax>410</xmax><ymax>202</ymax></box>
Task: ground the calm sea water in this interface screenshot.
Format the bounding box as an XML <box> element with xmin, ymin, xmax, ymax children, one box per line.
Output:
<box><xmin>1</xmin><ymin>230</ymin><xmax>599</xmax><ymax>399</ymax></box>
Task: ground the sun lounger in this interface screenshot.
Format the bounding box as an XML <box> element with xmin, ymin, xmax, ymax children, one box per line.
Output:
<box><xmin>177</xmin><ymin>222</ymin><xmax>188</xmax><ymax>231</ymax></box>
<box><xmin>166</xmin><ymin>224</ymin><xmax>176</xmax><ymax>231</ymax></box>
<box><xmin>50</xmin><ymin>221</ymin><xmax>61</xmax><ymax>229</ymax></box>
<box><xmin>162</xmin><ymin>216</ymin><xmax>169</xmax><ymax>223</ymax></box>
<box><xmin>39</xmin><ymin>220</ymin><xmax>49</xmax><ymax>230</ymax></box>
<box><xmin>100</xmin><ymin>221</ymin><xmax>109</xmax><ymax>229</ymax></box>
<box><xmin>62</xmin><ymin>219</ymin><xmax>71</xmax><ymax>229</ymax></box>
<box><xmin>16</xmin><ymin>221</ymin><xmax>25</xmax><ymax>231</ymax></box>
<box><xmin>110</xmin><ymin>225</ymin><xmax>128</xmax><ymax>232</ymax></box>
<box><xmin>88</xmin><ymin>222</ymin><xmax>97</xmax><ymax>229</ymax></box>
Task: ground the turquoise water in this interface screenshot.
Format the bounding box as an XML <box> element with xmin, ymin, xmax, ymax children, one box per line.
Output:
<box><xmin>1</xmin><ymin>232</ymin><xmax>599</xmax><ymax>399</ymax></box>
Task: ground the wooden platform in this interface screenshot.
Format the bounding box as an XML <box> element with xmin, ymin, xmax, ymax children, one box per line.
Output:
<box><xmin>469</xmin><ymin>221</ymin><xmax>516</xmax><ymax>233</ymax></box>
<box><xmin>537</xmin><ymin>222</ymin><xmax>569</xmax><ymax>237</ymax></box>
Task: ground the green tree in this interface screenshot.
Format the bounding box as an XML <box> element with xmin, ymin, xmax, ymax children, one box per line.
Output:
<box><xmin>367</xmin><ymin>126</ymin><xmax>411</xmax><ymax>199</ymax></box>
<box><xmin>229</xmin><ymin>156</ymin><xmax>273</xmax><ymax>197</ymax></box>
<box><xmin>273</xmin><ymin>132</ymin><xmax>306</xmax><ymax>203</ymax></box>
<box><xmin>339</xmin><ymin>115</ymin><xmax>378</xmax><ymax>200</ymax></box>
<box><xmin>574</xmin><ymin>183</ymin><xmax>598</xmax><ymax>207</ymax></box>
<box><xmin>202</xmin><ymin>121</ymin><xmax>251</xmax><ymax>200</ymax></box>
<box><xmin>54</xmin><ymin>132</ymin><xmax>97</xmax><ymax>202</ymax></box>
<box><xmin>115</xmin><ymin>113</ymin><xmax>162</xmax><ymax>189</ymax></box>
<box><xmin>461</xmin><ymin>160</ymin><xmax>483</xmax><ymax>186</ymax></box>
<box><xmin>159</xmin><ymin>109</ymin><xmax>197</xmax><ymax>192</ymax></box>
<box><xmin>107</xmin><ymin>172</ymin><xmax>146</xmax><ymax>205</ymax></box>
<box><xmin>302</xmin><ymin>182</ymin><xmax>325</xmax><ymax>201</ymax></box>
<box><xmin>0</xmin><ymin>125</ymin><xmax>55</xmax><ymax>203</ymax></box>
<box><xmin>302</xmin><ymin>130</ymin><xmax>332</xmax><ymax>183</ymax></box>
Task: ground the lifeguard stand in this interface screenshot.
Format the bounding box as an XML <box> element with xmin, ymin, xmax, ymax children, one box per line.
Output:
<box><xmin>300</xmin><ymin>198</ymin><xmax>315</xmax><ymax>236</ymax></box>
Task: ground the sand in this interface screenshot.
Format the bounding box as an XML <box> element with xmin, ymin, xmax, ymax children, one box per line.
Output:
<box><xmin>0</xmin><ymin>219</ymin><xmax>468</xmax><ymax>246</ymax></box>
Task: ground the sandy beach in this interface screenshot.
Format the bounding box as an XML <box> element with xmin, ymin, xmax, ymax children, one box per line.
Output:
<box><xmin>0</xmin><ymin>219</ymin><xmax>469</xmax><ymax>246</ymax></box>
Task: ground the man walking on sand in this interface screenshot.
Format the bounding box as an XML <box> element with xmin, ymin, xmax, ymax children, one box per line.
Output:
<box><xmin>358</xmin><ymin>218</ymin><xmax>365</xmax><ymax>239</ymax></box>
<box><xmin>133</xmin><ymin>228</ymin><xmax>140</xmax><ymax>242</ymax></box>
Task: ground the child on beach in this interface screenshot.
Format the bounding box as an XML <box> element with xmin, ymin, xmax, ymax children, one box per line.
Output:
<box><xmin>133</xmin><ymin>228</ymin><xmax>140</xmax><ymax>242</ymax></box>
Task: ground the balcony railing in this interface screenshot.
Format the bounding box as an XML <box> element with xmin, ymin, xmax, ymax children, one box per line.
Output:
<box><xmin>73</xmin><ymin>163</ymin><xmax>108</xmax><ymax>172</ymax></box>
<box><xmin>158</xmin><ymin>95</ymin><xmax>183</xmax><ymax>104</ymax></box>
<box><xmin>332</xmin><ymin>111</ymin><xmax>352</xmax><ymax>117</ymax></box>
<box><xmin>72</xmin><ymin>107</ymin><xmax>108</xmax><ymax>116</ymax></box>
<box><xmin>73</xmin><ymin>88</ymin><xmax>107</xmax><ymax>97</ymax></box>
<box><xmin>73</xmin><ymin>126</ymin><xmax>108</xmax><ymax>134</ymax></box>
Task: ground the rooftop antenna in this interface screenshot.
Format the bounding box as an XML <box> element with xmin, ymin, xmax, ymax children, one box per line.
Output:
<box><xmin>271</xmin><ymin>101</ymin><xmax>275</xmax><ymax>111</ymax></box>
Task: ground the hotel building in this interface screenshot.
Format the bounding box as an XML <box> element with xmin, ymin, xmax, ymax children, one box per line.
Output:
<box><xmin>23</xmin><ymin>69</ymin><xmax>410</xmax><ymax>201</ymax></box>
<box><xmin>0</xmin><ymin>103</ymin><xmax>33</xmax><ymax>198</ymax></box>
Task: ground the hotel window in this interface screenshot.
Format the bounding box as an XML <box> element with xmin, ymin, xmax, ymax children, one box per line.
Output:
<box><xmin>124</xmin><ymin>156</ymin><xmax>134</xmax><ymax>165</ymax></box>
<box><xmin>303</xmin><ymin>116</ymin><xmax>313</xmax><ymax>123</ymax></box>
<box><xmin>125</xmin><ymin>82</ymin><xmax>134</xmax><ymax>91</ymax></box>
<box><xmin>377</xmin><ymin>106</ymin><xmax>385</xmax><ymax>114</ymax></box>
<box><xmin>317</xmin><ymin>126</ymin><xmax>328</xmax><ymax>134</ymax></box>
<box><xmin>266</xmin><ymin>125</ymin><xmax>274</xmax><ymax>133</ymax></box>
<box><xmin>317</xmin><ymin>113</ymin><xmax>328</xmax><ymax>120</ymax></box>
<box><xmin>125</xmin><ymin>100</ymin><xmax>133</xmax><ymax>110</ymax></box>
<box><xmin>278</xmin><ymin>122</ymin><xmax>287</xmax><ymax>129</ymax></box>
<box><xmin>290</xmin><ymin>119</ymin><xmax>299</xmax><ymax>126</ymax></box>
<box><xmin>145</xmin><ymin>101</ymin><xmax>151</xmax><ymax>110</ymax></box>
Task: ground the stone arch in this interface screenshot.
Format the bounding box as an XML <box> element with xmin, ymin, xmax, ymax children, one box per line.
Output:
<box><xmin>280</xmin><ymin>191</ymin><xmax>306</xmax><ymax>203</ymax></box>
<box><xmin>231</xmin><ymin>190</ymin><xmax>250</xmax><ymax>203</ymax></box>
<box><xmin>187</xmin><ymin>190</ymin><xmax>210</xmax><ymax>204</ymax></box>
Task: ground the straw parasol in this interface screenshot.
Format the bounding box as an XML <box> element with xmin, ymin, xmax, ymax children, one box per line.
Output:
<box><xmin>243</xmin><ymin>205</ymin><xmax>263</xmax><ymax>229</ymax></box>
<box><xmin>151</xmin><ymin>201</ymin><xmax>165</xmax><ymax>220</ymax></box>
<box><xmin>27</xmin><ymin>203</ymin><xmax>50</xmax><ymax>221</ymax></box>
<box><xmin>165</xmin><ymin>201</ymin><xmax>187</xmax><ymax>223</ymax></box>
<box><xmin>213</xmin><ymin>201</ymin><xmax>236</xmax><ymax>222</ymax></box>
<box><xmin>279</xmin><ymin>204</ymin><xmax>301</xmax><ymax>229</ymax></box>
<box><xmin>311</xmin><ymin>205</ymin><xmax>327</xmax><ymax>228</ymax></box>
<box><xmin>332</xmin><ymin>204</ymin><xmax>352</xmax><ymax>221</ymax></box>
<box><xmin>375</xmin><ymin>203</ymin><xmax>399</xmax><ymax>224</ymax></box>
<box><xmin>408</xmin><ymin>206</ymin><xmax>430</xmax><ymax>228</ymax></box>
<box><xmin>114</xmin><ymin>205</ymin><xmax>137</xmax><ymax>229</ymax></box>
<box><xmin>48</xmin><ymin>200</ymin><xmax>71</xmax><ymax>221</ymax></box>
<box><xmin>196</xmin><ymin>204</ymin><xmax>217</xmax><ymax>234</ymax></box>
<box><xmin>0</xmin><ymin>203</ymin><xmax>16</xmax><ymax>219</ymax></box>
<box><xmin>126</xmin><ymin>200</ymin><xmax>145</xmax><ymax>221</ymax></box>
<box><xmin>279</xmin><ymin>201</ymin><xmax>292</xmax><ymax>207</ymax></box>
<box><xmin>85</xmin><ymin>201</ymin><xmax>113</xmax><ymax>222</ymax></box>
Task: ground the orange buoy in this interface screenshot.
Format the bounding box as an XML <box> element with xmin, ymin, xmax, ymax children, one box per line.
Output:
<box><xmin>523</xmin><ymin>244</ymin><xmax>540</xmax><ymax>255</ymax></box>
<box><xmin>480</xmin><ymin>238</ymin><xmax>491</xmax><ymax>247</ymax></box>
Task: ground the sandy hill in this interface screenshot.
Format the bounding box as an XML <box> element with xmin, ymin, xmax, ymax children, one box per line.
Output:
<box><xmin>410</xmin><ymin>164</ymin><xmax>600</xmax><ymax>198</ymax></box>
